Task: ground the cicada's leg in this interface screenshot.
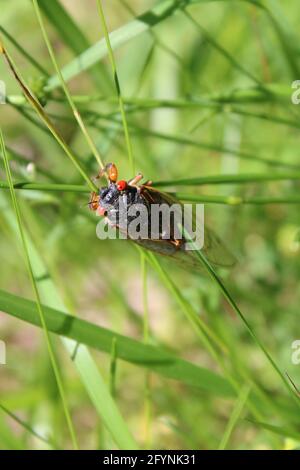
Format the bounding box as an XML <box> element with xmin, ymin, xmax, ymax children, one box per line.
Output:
<box><xmin>95</xmin><ymin>163</ymin><xmax>118</xmax><ymax>183</ymax></box>
<box><xmin>128</xmin><ymin>173</ymin><xmax>143</xmax><ymax>188</ymax></box>
<box><xmin>170</xmin><ymin>238</ymin><xmax>184</xmax><ymax>250</ymax></box>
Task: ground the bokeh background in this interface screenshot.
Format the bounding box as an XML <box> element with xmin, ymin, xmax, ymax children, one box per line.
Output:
<box><xmin>0</xmin><ymin>0</ymin><xmax>300</xmax><ymax>450</ymax></box>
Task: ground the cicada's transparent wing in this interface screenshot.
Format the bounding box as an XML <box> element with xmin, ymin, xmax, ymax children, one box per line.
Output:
<box><xmin>202</xmin><ymin>225</ymin><xmax>236</xmax><ymax>268</ymax></box>
<box><xmin>123</xmin><ymin>185</ymin><xmax>236</xmax><ymax>271</ymax></box>
<box><xmin>174</xmin><ymin>225</ymin><xmax>236</xmax><ymax>272</ymax></box>
<box><xmin>141</xmin><ymin>186</ymin><xmax>236</xmax><ymax>268</ymax></box>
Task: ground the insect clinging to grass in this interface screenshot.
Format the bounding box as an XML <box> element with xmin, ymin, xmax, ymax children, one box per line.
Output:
<box><xmin>89</xmin><ymin>163</ymin><xmax>235</xmax><ymax>271</ymax></box>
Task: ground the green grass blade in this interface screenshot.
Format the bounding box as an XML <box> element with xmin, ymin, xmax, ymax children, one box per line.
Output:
<box><xmin>0</xmin><ymin>288</ymin><xmax>234</xmax><ymax>398</ymax></box>
<box><xmin>218</xmin><ymin>385</ymin><xmax>251</xmax><ymax>449</ymax></box>
<box><xmin>247</xmin><ymin>419</ymin><xmax>300</xmax><ymax>441</ymax></box>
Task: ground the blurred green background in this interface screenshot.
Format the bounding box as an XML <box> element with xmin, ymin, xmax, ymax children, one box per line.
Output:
<box><xmin>0</xmin><ymin>0</ymin><xmax>300</xmax><ymax>450</ymax></box>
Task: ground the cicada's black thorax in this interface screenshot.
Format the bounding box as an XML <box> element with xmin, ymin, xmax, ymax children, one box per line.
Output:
<box><xmin>99</xmin><ymin>183</ymin><xmax>120</xmax><ymax>208</ymax></box>
<box><xmin>99</xmin><ymin>183</ymin><xmax>149</xmax><ymax>231</ymax></box>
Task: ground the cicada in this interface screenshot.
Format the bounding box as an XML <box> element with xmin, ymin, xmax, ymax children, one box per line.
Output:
<box><xmin>89</xmin><ymin>163</ymin><xmax>235</xmax><ymax>271</ymax></box>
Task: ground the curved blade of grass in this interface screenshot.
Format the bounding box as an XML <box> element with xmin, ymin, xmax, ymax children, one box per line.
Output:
<box><xmin>32</xmin><ymin>0</ymin><xmax>105</xmax><ymax>171</ymax></box>
<box><xmin>0</xmin><ymin>129</ymin><xmax>79</xmax><ymax>449</ymax></box>
<box><xmin>247</xmin><ymin>419</ymin><xmax>300</xmax><ymax>441</ymax></box>
<box><xmin>0</xmin><ymin>288</ymin><xmax>234</xmax><ymax>398</ymax></box>
<box><xmin>218</xmin><ymin>385</ymin><xmax>251</xmax><ymax>449</ymax></box>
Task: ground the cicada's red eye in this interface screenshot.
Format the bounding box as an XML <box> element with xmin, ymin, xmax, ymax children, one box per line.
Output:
<box><xmin>117</xmin><ymin>180</ymin><xmax>127</xmax><ymax>191</ymax></box>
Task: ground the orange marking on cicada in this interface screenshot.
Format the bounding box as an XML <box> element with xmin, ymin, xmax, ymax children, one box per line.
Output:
<box><xmin>96</xmin><ymin>162</ymin><xmax>118</xmax><ymax>183</ymax></box>
<box><xmin>88</xmin><ymin>192</ymin><xmax>100</xmax><ymax>211</ymax></box>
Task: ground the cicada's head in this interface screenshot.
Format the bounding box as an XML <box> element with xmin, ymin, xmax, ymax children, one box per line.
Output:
<box><xmin>89</xmin><ymin>163</ymin><xmax>132</xmax><ymax>217</ymax></box>
<box><xmin>98</xmin><ymin>180</ymin><xmax>130</xmax><ymax>215</ymax></box>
